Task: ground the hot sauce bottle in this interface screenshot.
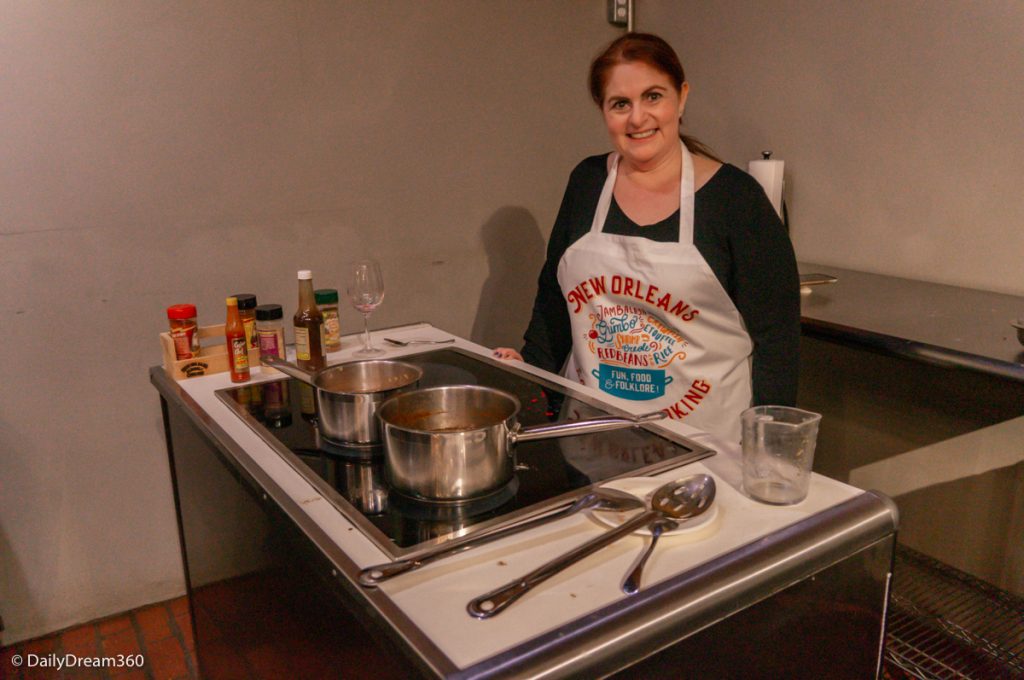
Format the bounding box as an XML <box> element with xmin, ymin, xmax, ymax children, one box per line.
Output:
<box><xmin>225</xmin><ymin>297</ymin><xmax>251</xmax><ymax>383</ymax></box>
<box><xmin>232</xmin><ymin>293</ymin><xmax>258</xmax><ymax>350</ymax></box>
<box><xmin>293</xmin><ymin>270</ymin><xmax>326</xmax><ymax>372</ymax></box>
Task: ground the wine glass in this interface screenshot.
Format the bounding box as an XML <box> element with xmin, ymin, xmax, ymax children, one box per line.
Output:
<box><xmin>347</xmin><ymin>259</ymin><xmax>385</xmax><ymax>356</ymax></box>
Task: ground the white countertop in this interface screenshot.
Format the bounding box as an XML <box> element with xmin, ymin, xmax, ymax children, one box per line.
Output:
<box><xmin>173</xmin><ymin>323</ymin><xmax>863</xmax><ymax>670</ymax></box>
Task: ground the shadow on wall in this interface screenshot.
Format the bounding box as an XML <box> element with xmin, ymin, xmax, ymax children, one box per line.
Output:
<box><xmin>471</xmin><ymin>207</ymin><xmax>545</xmax><ymax>350</ymax></box>
<box><xmin>0</xmin><ymin>523</ymin><xmax>36</xmax><ymax>645</ymax></box>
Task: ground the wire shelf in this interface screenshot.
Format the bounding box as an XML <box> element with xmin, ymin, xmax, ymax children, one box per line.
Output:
<box><xmin>885</xmin><ymin>544</ymin><xmax>1024</xmax><ymax>679</ymax></box>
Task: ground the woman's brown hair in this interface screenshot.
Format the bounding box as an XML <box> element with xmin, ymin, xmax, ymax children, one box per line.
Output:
<box><xmin>588</xmin><ymin>33</ymin><xmax>721</xmax><ymax>162</ymax></box>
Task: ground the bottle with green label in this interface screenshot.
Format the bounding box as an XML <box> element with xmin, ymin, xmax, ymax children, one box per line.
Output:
<box><xmin>315</xmin><ymin>288</ymin><xmax>342</xmax><ymax>353</ymax></box>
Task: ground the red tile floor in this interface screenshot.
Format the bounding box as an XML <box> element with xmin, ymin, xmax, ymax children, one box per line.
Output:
<box><xmin>3</xmin><ymin>594</ymin><xmax>918</xmax><ymax>680</ymax></box>
<box><xmin>1</xmin><ymin>597</ymin><xmax>196</xmax><ymax>680</ymax></box>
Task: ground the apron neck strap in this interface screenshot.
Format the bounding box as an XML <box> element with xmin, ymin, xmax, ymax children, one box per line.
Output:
<box><xmin>592</xmin><ymin>142</ymin><xmax>696</xmax><ymax>245</ymax></box>
<box><xmin>678</xmin><ymin>141</ymin><xmax>695</xmax><ymax>244</ymax></box>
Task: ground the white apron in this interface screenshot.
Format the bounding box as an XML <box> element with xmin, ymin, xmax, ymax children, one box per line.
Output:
<box><xmin>556</xmin><ymin>143</ymin><xmax>753</xmax><ymax>442</ymax></box>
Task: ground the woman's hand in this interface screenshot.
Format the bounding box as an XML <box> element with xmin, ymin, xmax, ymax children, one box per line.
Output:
<box><xmin>492</xmin><ymin>347</ymin><xmax>524</xmax><ymax>361</ymax></box>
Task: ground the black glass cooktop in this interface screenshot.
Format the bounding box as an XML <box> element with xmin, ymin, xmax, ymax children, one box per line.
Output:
<box><xmin>217</xmin><ymin>348</ymin><xmax>713</xmax><ymax>557</ymax></box>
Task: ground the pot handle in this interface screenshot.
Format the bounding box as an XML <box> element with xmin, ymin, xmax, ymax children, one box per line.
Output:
<box><xmin>261</xmin><ymin>355</ymin><xmax>318</xmax><ymax>385</ymax></box>
<box><xmin>510</xmin><ymin>411</ymin><xmax>666</xmax><ymax>444</ymax></box>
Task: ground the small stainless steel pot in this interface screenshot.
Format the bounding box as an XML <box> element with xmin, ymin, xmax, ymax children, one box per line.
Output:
<box><xmin>263</xmin><ymin>356</ymin><xmax>422</xmax><ymax>445</ymax></box>
<box><xmin>377</xmin><ymin>385</ymin><xmax>665</xmax><ymax>501</ymax></box>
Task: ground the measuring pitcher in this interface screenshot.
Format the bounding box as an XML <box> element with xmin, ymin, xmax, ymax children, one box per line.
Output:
<box><xmin>741</xmin><ymin>406</ymin><xmax>821</xmax><ymax>505</ymax></box>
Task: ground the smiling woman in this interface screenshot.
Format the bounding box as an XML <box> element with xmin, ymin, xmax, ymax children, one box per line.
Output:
<box><xmin>587</xmin><ymin>32</ymin><xmax>722</xmax><ymax>164</ymax></box>
<box><xmin>601</xmin><ymin>61</ymin><xmax>687</xmax><ymax>171</ymax></box>
<box><xmin>495</xmin><ymin>33</ymin><xmax>801</xmax><ymax>444</ymax></box>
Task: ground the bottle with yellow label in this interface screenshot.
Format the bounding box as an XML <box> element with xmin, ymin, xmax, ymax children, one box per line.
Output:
<box><xmin>225</xmin><ymin>297</ymin><xmax>251</xmax><ymax>383</ymax></box>
<box><xmin>293</xmin><ymin>270</ymin><xmax>326</xmax><ymax>372</ymax></box>
<box><xmin>232</xmin><ymin>293</ymin><xmax>258</xmax><ymax>350</ymax></box>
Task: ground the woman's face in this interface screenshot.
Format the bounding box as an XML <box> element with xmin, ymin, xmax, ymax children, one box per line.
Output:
<box><xmin>601</xmin><ymin>61</ymin><xmax>688</xmax><ymax>170</ymax></box>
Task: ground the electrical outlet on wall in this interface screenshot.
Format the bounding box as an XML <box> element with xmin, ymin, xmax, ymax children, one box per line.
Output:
<box><xmin>607</xmin><ymin>0</ymin><xmax>629</xmax><ymax>27</ymax></box>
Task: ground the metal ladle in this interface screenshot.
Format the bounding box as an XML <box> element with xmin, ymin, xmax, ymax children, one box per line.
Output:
<box><xmin>622</xmin><ymin>516</ymin><xmax>677</xmax><ymax>595</ymax></box>
<box><xmin>358</xmin><ymin>487</ymin><xmax>644</xmax><ymax>587</ymax></box>
<box><xmin>466</xmin><ymin>474</ymin><xmax>716</xmax><ymax>619</ymax></box>
<box><xmin>622</xmin><ymin>475</ymin><xmax>715</xmax><ymax>594</ymax></box>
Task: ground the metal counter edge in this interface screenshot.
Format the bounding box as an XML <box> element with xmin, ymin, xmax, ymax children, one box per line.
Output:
<box><xmin>150</xmin><ymin>366</ymin><xmax>459</xmax><ymax>678</ymax></box>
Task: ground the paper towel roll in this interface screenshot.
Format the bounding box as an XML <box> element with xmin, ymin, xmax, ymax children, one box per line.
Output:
<box><xmin>748</xmin><ymin>155</ymin><xmax>784</xmax><ymax>218</ymax></box>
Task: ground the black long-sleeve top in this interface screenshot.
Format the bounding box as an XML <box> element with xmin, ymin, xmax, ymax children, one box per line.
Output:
<box><xmin>521</xmin><ymin>153</ymin><xmax>801</xmax><ymax>406</ymax></box>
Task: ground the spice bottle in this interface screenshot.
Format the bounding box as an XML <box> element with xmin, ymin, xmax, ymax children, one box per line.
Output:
<box><xmin>225</xmin><ymin>297</ymin><xmax>251</xmax><ymax>383</ymax></box>
<box><xmin>255</xmin><ymin>304</ymin><xmax>286</xmax><ymax>364</ymax></box>
<box><xmin>315</xmin><ymin>288</ymin><xmax>342</xmax><ymax>353</ymax></box>
<box><xmin>232</xmin><ymin>294</ymin><xmax>258</xmax><ymax>350</ymax></box>
<box><xmin>293</xmin><ymin>270</ymin><xmax>326</xmax><ymax>372</ymax></box>
<box><xmin>167</xmin><ymin>304</ymin><xmax>200</xmax><ymax>359</ymax></box>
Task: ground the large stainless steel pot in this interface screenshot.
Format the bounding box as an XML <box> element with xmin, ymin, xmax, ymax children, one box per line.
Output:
<box><xmin>377</xmin><ymin>385</ymin><xmax>665</xmax><ymax>500</ymax></box>
<box><xmin>263</xmin><ymin>356</ymin><xmax>422</xmax><ymax>445</ymax></box>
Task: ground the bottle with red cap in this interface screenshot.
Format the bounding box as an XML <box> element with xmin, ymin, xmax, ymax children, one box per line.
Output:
<box><xmin>166</xmin><ymin>304</ymin><xmax>199</xmax><ymax>359</ymax></box>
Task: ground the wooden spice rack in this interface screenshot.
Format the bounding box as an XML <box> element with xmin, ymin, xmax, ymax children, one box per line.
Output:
<box><xmin>160</xmin><ymin>324</ymin><xmax>261</xmax><ymax>381</ymax></box>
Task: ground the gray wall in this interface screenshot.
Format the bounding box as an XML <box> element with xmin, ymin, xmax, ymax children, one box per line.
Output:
<box><xmin>643</xmin><ymin>0</ymin><xmax>1024</xmax><ymax>595</ymax></box>
<box><xmin>647</xmin><ymin>0</ymin><xmax>1024</xmax><ymax>296</ymax></box>
<box><xmin>3</xmin><ymin>0</ymin><xmax>1023</xmax><ymax>644</ymax></box>
<box><xmin>0</xmin><ymin>2</ymin><xmax>618</xmax><ymax>643</ymax></box>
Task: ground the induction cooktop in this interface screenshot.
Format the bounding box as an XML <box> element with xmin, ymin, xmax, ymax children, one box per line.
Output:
<box><xmin>217</xmin><ymin>348</ymin><xmax>714</xmax><ymax>558</ymax></box>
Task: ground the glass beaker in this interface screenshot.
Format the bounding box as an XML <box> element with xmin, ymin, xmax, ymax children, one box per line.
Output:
<box><xmin>741</xmin><ymin>405</ymin><xmax>822</xmax><ymax>505</ymax></box>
